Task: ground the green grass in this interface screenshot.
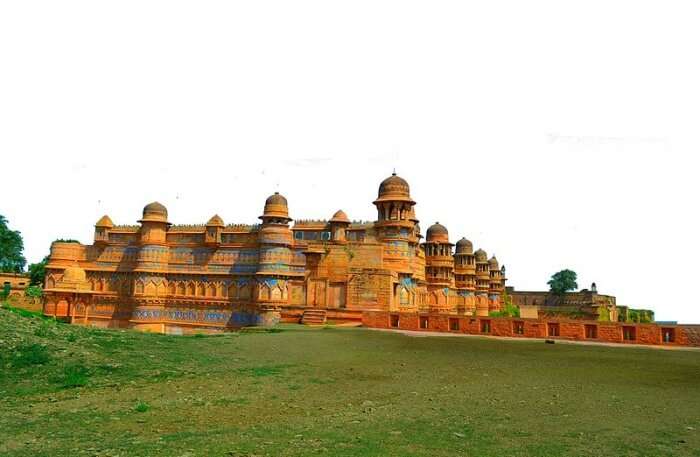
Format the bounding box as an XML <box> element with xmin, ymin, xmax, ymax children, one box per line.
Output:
<box><xmin>1</xmin><ymin>307</ymin><xmax>700</xmax><ymax>456</ymax></box>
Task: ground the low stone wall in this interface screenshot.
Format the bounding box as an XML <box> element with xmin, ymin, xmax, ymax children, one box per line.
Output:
<box><xmin>362</xmin><ymin>311</ymin><xmax>700</xmax><ymax>348</ymax></box>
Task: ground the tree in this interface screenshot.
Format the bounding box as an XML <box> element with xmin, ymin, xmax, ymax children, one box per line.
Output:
<box><xmin>547</xmin><ymin>269</ymin><xmax>578</xmax><ymax>295</ymax></box>
<box><xmin>0</xmin><ymin>215</ymin><xmax>26</xmax><ymax>273</ymax></box>
<box><xmin>1</xmin><ymin>283</ymin><xmax>10</xmax><ymax>300</ymax></box>
<box><xmin>28</xmin><ymin>256</ymin><xmax>49</xmax><ymax>286</ymax></box>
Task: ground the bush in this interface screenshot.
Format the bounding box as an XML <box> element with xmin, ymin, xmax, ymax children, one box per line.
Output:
<box><xmin>134</xmin><ymin>401</ymin><xmax>150</xmax><ymax>413</ymax></box>
<box><xmin>34</xmin><ymin>321</ymin><xmax>53</xmax><ymax>337</ymax></box>
<box><xmin>12</xmin><ymin>343</ymin><xmax>50</xmax><ymax>367</ymax></box>
<box><xmin>57</xmin><ymin>364</ymin><xmax>90</xmax><ymax>388</ymax></box>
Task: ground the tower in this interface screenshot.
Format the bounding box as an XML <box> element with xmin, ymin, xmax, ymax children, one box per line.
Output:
<box><xmin>136</xmin><ymin>202</ymin><xmax>170</xmax><ymax>273</ymax></box>
<box><xmin>256</xmin><ymin>192</ymin><xmax>294</xmax><ymax>319</ymax></box>
<box><xmin>374</xmin><ymin>172</ymin><xmax>418</xmax><ymax>274</ymax></box>
<box><xmin>454</xmin><ymin>237</ymin><xmax>476</xmax><ymax>314</ymax></box>
<box><xmin>423</xmin><ymin>222</ymin><xmax>455</xmax><ymax>311</ymax></box>
<box><xmin>474</xmin><ymin>248</ymin><xmax>490</xmax><ymax>316</ymax></box>
<box><xmin>488</xmin><ymin>255</ymin><xmax>503</xmax><ymax>312</ymax></box>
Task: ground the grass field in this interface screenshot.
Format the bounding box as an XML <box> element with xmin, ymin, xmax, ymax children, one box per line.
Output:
<box><xmin>1</xmin><ymin>307</ymin><xmax>700</xmax><ymax>457</ymax></box>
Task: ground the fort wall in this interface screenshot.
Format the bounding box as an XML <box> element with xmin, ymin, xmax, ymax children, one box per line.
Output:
<box><xmin>362</xmin><ymin>311</ymin><xmax>700</xmax><ymax>348</ymax></box>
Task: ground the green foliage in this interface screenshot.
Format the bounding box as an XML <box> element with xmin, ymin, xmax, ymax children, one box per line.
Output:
<box><xmin>12</xmin><ymin>343</ymin><xmax>50</xmax><ymax>367</ymax></box>
<box><xmin>2</xmin><ymin>302</ymin><xmax>51</xmax><ymax>320</ymax></box>
<box><xmin>28</xmin><ymin>255</ymin><xmax>49</xmax><ymax>286</ymax></box>
<box><xmin>1</xmin><ymin>283</ymin><xmax>10</xmax><ymax>300</ymax></box>
<box><xmin>490</xmin><ymin>292</ymin><xmax>520</xmax><ymax>317</ymax></box>
<box><xmin>53</xmin><ymin>238</ymin><xmax>80</xmax><ymax>243</ymax></box>
<box><xmin>597</xmin><ymin>306</ymin><xmax>611</xmax><ymax>322</ymax></box>
<box><xmin>25</xmin><ymin>285</ymin><xmax>43</xmax><ymax>298</ymax></box>
<box><xmin>134</xmin><ymin>401</ymin><xmax>150</xmax><ymax>413</ymax></box>
<box><xmin>0</xmin><ymin>214</ymin><xmax>26</xmax><ymax>273</ymax></box>
<box><xmin>55</xmin><ymin>363</ymin><xmax>90</xmax><ymax>388</ymax></box>
<box><xmin>547</xmin><ymin>269</ymin><xmax>578</xmax><ymax>295</ymax></box>
<box><xmin>625</xmin><ymin>309</ymin><xmax>654</xmax><ymax>324</ymax></box>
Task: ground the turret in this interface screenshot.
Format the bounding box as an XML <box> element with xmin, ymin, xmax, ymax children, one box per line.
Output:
<box><xmin>256</xmin><ymin>192</ymin><xmax>294</xmax><ymax>308</ymax></box>
<box><xmin>138</xmin><ymin>202</ymin><xmax>170</xmax><ymax>245</ymax></box>
<box><xmin>488</xmin><ymin>255</ymin><xmax>504</xmax><ymax>311</ymax></box>
<box><xmin>329</xmin><ymin>210</ymin><xmax>350</xmax><ymax>242</ymax></box>
<box><xmin>94</xmin><ymin>215</ymin><xmax>113</xmax><ymax>244</ymax></box>
<box><xmin>423</xmin><ymin>222</ymin><xmax>454</xmax><ymax>287</ymax></box>
<box><xmin>373</xmin><ymin>172</ymin><xmax>416</xmax><ymax>238</ymax></box>
<box><xmin>205</xmin><ymin>214</ymin><xmax>224</xmax><ymax>245</ymax></box>
<box><xmin>136</xmin><ymin>202</ymin><xmax>170</xmax><ymax>271</ymax></box>
<box><xmin>454</xmin><ymin>237</ymin><xmax>475</xmax><ymax>292</ymax></box>
<box><xmin>259</xmin><ymin>192</ymin><xmax>291</xmax><ymax>225</ymax></box>
<box><xmin>474</xmin><ymin>248</ymin><xmax>490</xmax><ymax>294</ymax></box>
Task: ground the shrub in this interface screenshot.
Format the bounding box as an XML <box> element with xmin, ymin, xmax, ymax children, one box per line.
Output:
<box><xmin>57</xmin><ymin>364</ymin><xmax>90</xmax><ymax>388</ymax></box>
<box><xmin>12</xmin><ymin>343</ymin><xmax>50</xmax><ymax>367</ymax></box>
<box><xmin>134</xmin><ymin>401</ymin><xmax>150</xmax><ymax>413</ymax></box>
<box><xmin>34</xmin><ymin>321</ymin><xmax>53</xmax><ymax>337</ymax></box>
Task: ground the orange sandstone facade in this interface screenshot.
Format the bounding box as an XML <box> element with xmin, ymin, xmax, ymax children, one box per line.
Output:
<box><xmin>42</xmin><ymin>173</ymin><xmax>506</xmax><ymax>333</ymax></box>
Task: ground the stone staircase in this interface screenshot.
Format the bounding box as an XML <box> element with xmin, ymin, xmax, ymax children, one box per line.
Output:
<box><xmin>301</xmin><ymin>308</ymin><xmax>327</xmax><ymax>325</ymax></box>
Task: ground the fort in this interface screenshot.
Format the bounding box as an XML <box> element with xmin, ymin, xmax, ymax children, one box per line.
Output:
<box><xmin>42</xmin><ymin>173</ymin><xmax>506</xmax><ymax>333</ymax></box>
<box><xmin>39</xmin><ymin>173</ymin><xmax>700</xmax><ymax>347</ymax></box>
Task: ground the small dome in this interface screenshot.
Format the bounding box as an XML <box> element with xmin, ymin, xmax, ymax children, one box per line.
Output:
<box><xmin>488</xmin><ymin>255</ymin><xmax>499</xmax><ymax>269</ymax></box>
<box><xmin>265</xmin><ymin>192</ymin><xmax>288</xmax><ymax>207</ymax></box>
<box><xmin>206</xmin><ymin>214</ymin><xmax>224</xmax><ymax>226</ymax></box>
<box><xmin>374</xmin><ymin>172</ymin><xmax>414</xmax><ymax>203</ymax></box>
<box><xmin>260</xmin><ymin>192</ymin><xmax>290</xmax><ymax>221</ymax></box>
<box><xmin>474</xmin><ymin>248</ymin><xmax>488</xmax><ymax>262</ymax></box>
<box><xmin>330</xmin><ymin>209</ymin><xmax>350</xmax><ymax>223</ymax></box>
<box><xmin>95</xmin><ymin>215</ymin><xmax>114</xmax><ymax>228</ymax></box>
<box><xmin>426</xmin><ymin>222</ymin><xmax>449</xmax><ymax>243</ymax></box>
<box><xmin>140</xmin><ymin>201</ymin><xmax>169</xmax><ymax>223</ymax></box>
<box><xmin>62</xmin><ymin>264</ymin><xmax>86</xmax><ymax>283</ymax></box>
<box><xmin>456</xmin><ymin>237</ymin><xmax>473</xmax><ymax>254</ymax></box>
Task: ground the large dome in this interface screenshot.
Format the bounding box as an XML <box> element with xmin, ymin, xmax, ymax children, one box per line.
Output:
<box><xmin>455</xmin><ymin>237</ymin><xmax>473</xmax><ymax>254</ymax></box>
<box><xmin>260</xmin><ymin>192</ymin><xmax>290</xmax><ymax>220</ymax></box>
<box><xmin>374</xmin><ymin>172</ymin><xmax>414</xmax><ymax>203</ymax></box>
<box><xmin>474</xmin><ymin>248</ymin><xmax>488</xmax><ymax>262</ymax></box>
<box><xmin>426</xmin><ymin>222</ymin><xmax>449</xmax><ymax>243</ymax></box>
<box><xmin>140</xmin><ymin>201</ymin><xmax>169</xmax><ymax>223</ymax></box>
<box><xmin>488</xmin><ymin>255</ymin><xmax>500</xmax><ymax>269</ymax></box>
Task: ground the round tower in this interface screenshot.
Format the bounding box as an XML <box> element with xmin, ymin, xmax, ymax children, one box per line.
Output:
<box><xmin>454</xmin><ymin>237</ymin><xmax>476</xmax><ymax>314</ymax></box>
<box><xmin>374</xmin><ymin>173</ymin><xmax>418</xmax><ymax>277</ymax></box>
<box><xmin>256</xmin><ymin>192</ymin><xmax>294</xmax><ymax>317</ymax></box>
<box><xmin>373</xmin><ymin>172</ymin><xmax>416</xmax><ymax>236</ymax></box>
<box><xmin>474</xmin><ymin>248</ymin><xmax>490</xmax><ymax>316</ymax></box>
<box><xmin>488</xmin><ymin>255</ymin><xmax>503</xmax><ymax>312</ymax></box>
<box><xmin>135</xmin><ymin>202</ymin><xmax>170</xmax><ymax>274</ymax></box>
<box><xmin>423</xmin><ymin>222</ymin><xmax>455</xmax><ymax>288</ymax></box>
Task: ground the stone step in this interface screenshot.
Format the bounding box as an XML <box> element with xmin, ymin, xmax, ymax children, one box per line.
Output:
<box><xmin>301</xmin><ymin>309</ymin><xmax>327</xmax><ymax>325</ymax></box>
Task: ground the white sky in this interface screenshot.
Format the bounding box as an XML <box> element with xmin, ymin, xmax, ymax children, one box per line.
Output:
<box><xmin>1</xmin><ymin>1</ymin><xmax>698</xmax><ymax>322</ymax></box>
